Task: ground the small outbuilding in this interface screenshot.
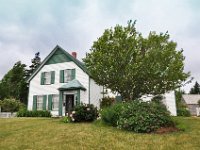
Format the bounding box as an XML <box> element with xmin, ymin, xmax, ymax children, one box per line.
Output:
<box><xmin>182</xmin><ymin>94</ymin><xmax>200</xmax><ymax>116</ymax></box>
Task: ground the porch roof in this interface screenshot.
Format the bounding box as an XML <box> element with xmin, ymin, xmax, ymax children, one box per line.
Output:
<box><xmin>58</xmin><ymin>79</ymin><xmax>86</xmax><ymax>91</ymax></box>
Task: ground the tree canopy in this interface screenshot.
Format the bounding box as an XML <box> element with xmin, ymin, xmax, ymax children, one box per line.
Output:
<box><xmin>84</xmin><ymin>20</ymin><xmax>190</xmax><ymax>100</ymax></box>
<box><xmin>0</xmin><ymin>61</ymin><xmax>28</xmax><ymax>104</ymax></box>
<box><xmin>189</xmin><ymin>81</ymin><xmax>200</xmax><ymax>94</ymax></box>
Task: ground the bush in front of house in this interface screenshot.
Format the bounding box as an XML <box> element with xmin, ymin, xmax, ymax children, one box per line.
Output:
<box><xmin>100</xmin><ymin>97</ymin><xmax>115</xmax><ymax>108</ymax></box>
<box><xmin>70</xmin><ymin>103</ymin><xmax>98</xmax><ymax>122</ymax></box>
<box><xmin>100</xmin><ymin>102</ymin><xmax>125</xmax><ymax>126</ymax></box>
<box><xmin>17</xmin><ymin>110</ymin><xmax>52</xmax><ymax>117</ymax></box>
<box><xmin>177</xmin><ymin>108</ymin><xmax>191</xmax><ymax>117</ymax></box>
<box><xmin>61</xmin><ymin>116</ymin><xmax>71</xmax><ymax>123</ymax></box>
<box><xmin>0</xmin><ymin>98</ymin><xmax>25</xmax><ymax>113</ymax></box>
<box><xmin>117</xmin><ymin>100</ymin><xmax>175</xmax><ymax>133</ymax></box>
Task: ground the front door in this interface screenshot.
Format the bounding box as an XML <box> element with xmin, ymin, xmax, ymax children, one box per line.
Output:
<box><xmin>65</xmin><ymin>95</ymin><xmax>74</xmax><ymax>114</ymax></box>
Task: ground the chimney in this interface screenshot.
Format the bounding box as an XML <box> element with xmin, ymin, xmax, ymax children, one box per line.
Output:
<box><xmin>71</xmin><ymin>52</ymin><xmax>77</xmax><ymax>59</ymax></box>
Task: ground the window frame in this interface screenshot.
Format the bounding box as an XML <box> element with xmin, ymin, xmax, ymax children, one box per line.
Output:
<box><xmin>37</xmin><ymin>95</ymin><xmax>43</xmax><ymax>110</ymax></box>
<box><xmin>52</xmin><ymin>94</ymin><xmax>59</xmax><ymax>111</ymax></box>
<box><xmin>43</xmin><ymin>72</ymin><xmax>51</xmax><ymax>85</ymax></box>
<box><xmin>64</xmin><ymin>69</ymin><xmax>72</xmax><ymax>83</ymax></box>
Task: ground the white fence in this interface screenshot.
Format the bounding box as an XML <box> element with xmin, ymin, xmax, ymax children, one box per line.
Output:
<box><xmin>0</xmin><ymin>112</ymin><xmax>17</xmax><ymax>118</ymax></box>
<box><xmin>0</xmin><ymin>107</ymin><xmax>17</xmax><ymax>118</ymax></box>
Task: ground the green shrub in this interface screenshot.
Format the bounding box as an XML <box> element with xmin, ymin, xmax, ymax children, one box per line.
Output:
<box><xmin>177</xmin><ymin>108</ymin><xmax>191</xmax><ymax>117</ymax></box>
<box><xmin>70</xmin><ymin>103</ymin><xmax>98</xmax><ymax>122</ymax></box>
<box><xmin>61</xmin><ymin>116</ymin><xmax>71</xmax><ymax>123</ymax></box>
<box><xmin>100</xmin><ymin>97</ymin><xmax>115</xmax><ymax>108</ymax></box>
<box><xmin>100</xmin><ymin>102</ymin><xmax>125</xmax><ymax>126</ymax></box>
<box><xmin>0</xmin><ymin>98</ymin><xmax>25</xmax><ymax>112</ymax></box>
<box><xmin>17</xmin><ymin>110</ymin><xmax>51</xmax><ymax>117</ymax></box>
<box><xmin>117</xmin><ymin>100</ymin><xmax>174</xmax><ymax>133</ymax></box>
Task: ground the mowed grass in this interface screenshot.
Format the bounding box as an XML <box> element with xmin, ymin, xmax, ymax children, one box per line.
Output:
<box><xmin>0</xmin><ymin>117</ymin><xmax>200</xmax><ymax>150</ymax></box>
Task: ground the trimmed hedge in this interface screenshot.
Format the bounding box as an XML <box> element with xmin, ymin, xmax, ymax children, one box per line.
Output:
<box><xmin>17</xmin><ymin>110</ymin><xmax>52</xmax><ymax>117</ymax></box>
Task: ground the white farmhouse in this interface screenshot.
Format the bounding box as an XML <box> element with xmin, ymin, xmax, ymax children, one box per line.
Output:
<box><xmin>27</xmin><ymin>45</ymin><xmax>104</xmax><ymax>116</ymax></box>
<box><xmin>27</xmin><ymin>45</ymin><xmax>177</xmax><ymax>116</ymax></box>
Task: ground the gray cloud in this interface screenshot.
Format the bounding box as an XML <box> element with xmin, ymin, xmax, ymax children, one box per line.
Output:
<box><xmin>0</xmin><ymin>0</ymin><xmax>199</xmax><ymax>92</ymax></box>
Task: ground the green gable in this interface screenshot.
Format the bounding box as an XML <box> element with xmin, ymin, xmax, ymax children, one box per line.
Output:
<box><xmin>27</xmin><ymin>45</ymin><xmax>89</xmax><ymax>83</ymax></box>
<box><xmin>45</xmin><ymin>49</ymin><xmax>71</xmax><ymax>65</ymax></box>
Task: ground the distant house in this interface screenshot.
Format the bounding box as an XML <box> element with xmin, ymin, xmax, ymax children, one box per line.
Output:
<box><xmin>182</xmin><ymin>94</ymin><xmax>200</xmax><ymax>115</ymax></box>
<box><xmin>27</xmin><ymin>45</ymin><xmax>177</xmax><ymax>116</ymax></box>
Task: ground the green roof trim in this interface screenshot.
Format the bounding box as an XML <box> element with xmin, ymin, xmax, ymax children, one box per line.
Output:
<box><xmin>27</xmin><ymin>45</ymin><xmax>88</xmax><ymax>83</ymax></box>
<box><xmin>58</xmin><ymin>79</ymin><xmax>86</xmax><ymax>91</ymax></box>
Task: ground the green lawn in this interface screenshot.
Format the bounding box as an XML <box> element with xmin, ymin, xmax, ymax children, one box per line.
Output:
<box><xmin>0</xmin><ymin>117</ymin><xmax>200</xmax><ymax>150</ymax></box>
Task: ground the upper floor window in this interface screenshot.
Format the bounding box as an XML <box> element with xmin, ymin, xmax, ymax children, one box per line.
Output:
<box><xmin>60</xmin><ymin>69</ymin><xmax>75</xmax><ymax>83</ymax></box>
<box><xmin>41</xmin><ymin>71</ymin><xmax>55</xmax><ymax>85</ymax></box>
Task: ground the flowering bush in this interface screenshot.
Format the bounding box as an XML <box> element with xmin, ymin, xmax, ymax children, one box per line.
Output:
<box><xmin>69</xmin><ymin>103</ymin><xmax>98</xmax><ymax>122</ymax></box>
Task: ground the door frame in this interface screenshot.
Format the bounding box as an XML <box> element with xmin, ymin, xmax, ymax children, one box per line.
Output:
<box><xmin>65</xmin><ymin>94</ymin><xmax>75</xmax><ymax>115</ymax></box>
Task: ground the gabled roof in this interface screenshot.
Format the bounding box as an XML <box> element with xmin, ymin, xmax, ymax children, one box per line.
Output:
<box><xmin>182</xmin><ymin>94</ymin><xmax>200</xmax><ymax>104</ymax></box>
<box><xmin>58</xmin><ymin>79</ymin><xmax>86</xmax><ymax>91</ymax></box>
<box><xmin>27</xmin><ymin>45</ymin><xmax>88</xmax><ymax>83</ymax></box>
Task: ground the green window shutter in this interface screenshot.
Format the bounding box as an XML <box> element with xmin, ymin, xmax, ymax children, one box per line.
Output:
<box><xmin>41</xmin><ymin>72</ymin><xmax>45</xmax><ymax>85</ymax></box>
<box><xmin>43</xmin><ymin>95</ymin><xmax>47</xmax><ymax>110</ymax></box>
<box><xmin>59</xmin><ymin>92</ymin><xmax>63</xmax><ymax>116</ymax></box>
<box><xmin>51</xmin><ymin>71</ymin><xmax>55</xmax><ymax>84</ymax></box>
<box><xmin>33</xmin><ymin>95</ymin><xmax>37</xmax><ymax>111</ymax></box>
<box><xmin>60</xmin><ymin>70</ymin><xmax>64</xmax><ymax>83</ymax></box>
<box><xmin>48</xmin><ymin>95</ymin><xmax>53</xmax><ymax>110</ymax></box>
<box><xmin>71</xmin><ymin>69</ymin><xmax>76</xmax><ymax>80</ymax></box>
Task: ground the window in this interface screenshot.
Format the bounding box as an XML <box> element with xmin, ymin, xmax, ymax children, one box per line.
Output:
<box><xmin>60</xmin><ymin>69</ymin><xmax>75</xmax><ymax>83</ymax></box>
<box><xmin>41</xmin><ymin>71</ymin><xmax>55</xmax><ymax>85</ymax></box>
<box><xmin>64</xmin><ymin>69</ymin><xmax>72</xmax><ymax>82</ymax></box>
<box><xmin>44</xmin><ymin>72</ymin><xmax>51</xmax><ymax>84</ymax></box>
<box><xmin>52</xmin><ymin>95</ymin><xmax>59</xmax><ymax>111</ymax></box>
<box><xmin>37</xmin><ymin>96</ymin><xmax>43</xmax><ymax>110</ymax></box>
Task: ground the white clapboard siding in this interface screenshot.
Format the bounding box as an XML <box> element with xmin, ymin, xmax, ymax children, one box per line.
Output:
<box><xmin>28</xmin><ymin>61</ymin><xmax>89</xmax><ymax>110</ymax></box>
<box><xmin>89</xmin><ymin>79</ymin><xmax>103</xmax><ymax>108</ymax></box>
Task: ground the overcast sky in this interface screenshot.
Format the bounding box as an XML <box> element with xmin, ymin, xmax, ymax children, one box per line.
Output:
<box><xmin>0</xmin><ymin>0</ymin><xmax>199</xmax><ymax>92</ymax></box>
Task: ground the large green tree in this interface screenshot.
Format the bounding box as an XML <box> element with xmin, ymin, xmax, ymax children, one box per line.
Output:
<box><xmin>0</xmin><ymin>61</ymin><xmax>28</xmax><ymax>104</ymax></box>
<box><xmin>84</xmin><ymin>20</ymin><xmax>190</xmax><ymax>100</ymax></box>
<box><xmin>189</xmin><ymin>81</ymin><xmax>200</xmax><ymax>94</ymax></box>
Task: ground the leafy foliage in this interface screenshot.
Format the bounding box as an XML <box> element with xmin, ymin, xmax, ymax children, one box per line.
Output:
<box><xmin>28</xmin><ymin>52</ymin><xmax>41</xmax><ymax>76</ymax></box>
<box><xmin>100</xmin><ymin>97</ymin><xmax>115</xmax><ymax>108</ymax></box>
<box><xmin>101</xmin><ymin>100</ymin><xmax>174</xmax><ymax>133</ymax></box>
<box><xmin>189</xmin><ymin>81</ymin><xmax>200</xmax><ymax>94</ymax></box>
<box><xmin>175</xmin><ymin>90</ymin><xmax>191</xmax><ymax>117</ymax></box>
<box><xmin>100</xmin><ymin>102</ymin><xmax>125</xmax><ymax>126</ymax></box>
<box><xmin>117</xmin><ymin>100</ymin><xmax>174</xmax><ymax>133</ymax></box>
<box><xmin>0</xmin><ymin>98</ymin><xmax>25</xmax><ymax>112</ymax></box>
<box><xmin>61</xmin><ymin>116</ymin><xmax>71</xmax><ymax>123</ymax></box>
<box><xmin>70</xmin><ymin>103</ymin><xmax>98</xmax><ymax>122</ymax></box>
<box><xmin>84</xmin><ymin>20</ymin><xmax>189</xmax><ymax>99</ymax></box>
<box><xmin>0</xmin><ymin>61</ymin><xmax>28</xmax><ymax>104</ymax></box>
<box><xmin>17</xmin><ymin>110</ymin><xmax>51</xmax><ymax>117</ymax></box>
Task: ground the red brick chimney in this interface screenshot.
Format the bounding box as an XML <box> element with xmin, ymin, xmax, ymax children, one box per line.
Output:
<box><xmin>71</xmin><ymin>52</ymin><xmax>77</xmax><ymax>59</ymax></box>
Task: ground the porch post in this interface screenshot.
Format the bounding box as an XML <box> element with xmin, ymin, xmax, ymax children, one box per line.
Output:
<box><xmin>59</xmin><ymin>91</ymin><xmax>63</xmax><ymax>116</ymax></box>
